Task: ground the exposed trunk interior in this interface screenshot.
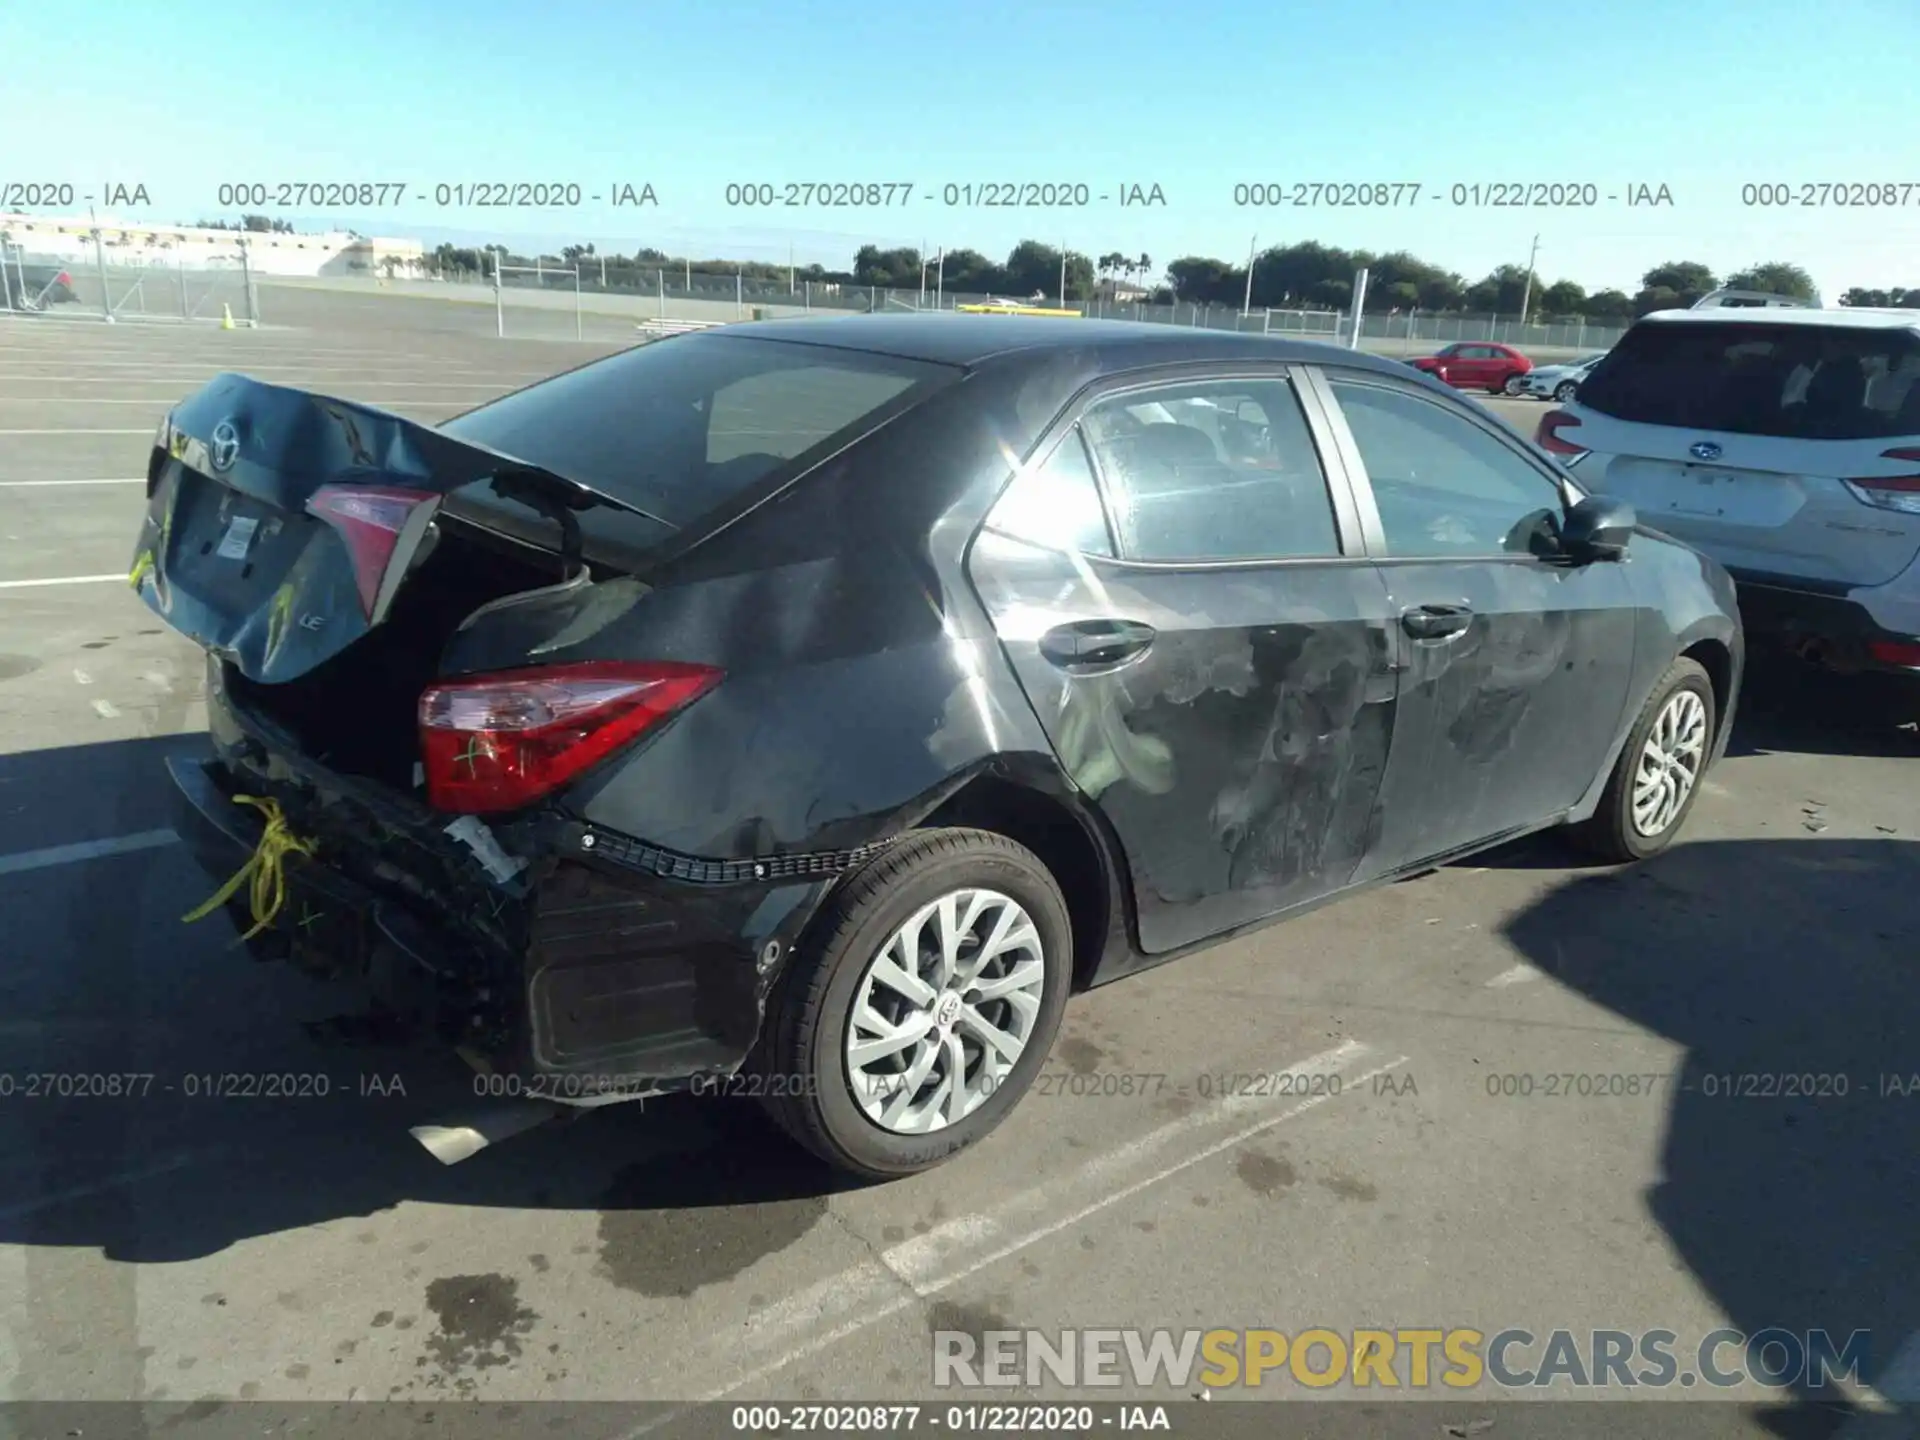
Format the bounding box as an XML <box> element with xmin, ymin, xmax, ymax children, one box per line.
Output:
<box><xmin>226</xmin><ymin>519</ymin><xmax>566</xmax><ymax>792</ymax></box>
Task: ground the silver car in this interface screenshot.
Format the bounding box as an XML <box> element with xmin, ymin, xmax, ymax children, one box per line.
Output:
<box><xmin>1539</xmin><ymin>305</ymin><xmax>1920</xmax><ymax>680</ymax></box>
<box><xmin>1518</xmin><ymin>352</ymin><xmax>1609</xmax><ymax>401</ymax></box>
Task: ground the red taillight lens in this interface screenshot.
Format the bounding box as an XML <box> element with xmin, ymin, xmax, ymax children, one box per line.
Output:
<box><xmin>305</xmin><ymin>484</ymin><xmax>439</xmax><ymax>620</ymax></box>
<box><xmin>1842</xmin><ymin>452</ymin><xmax>1920</xmax><ymax>515</ymax></box>
<box><xmin>1536</xmin><ymin>409</ymin><xmax>1587</xmax><ymax>457</ymax></box>
<box><xmin>1868</xmin><ymin>640</ymin><xmax>1920</xmax><ymax>670</ymax></box>
<box><xmin>419</xmin><ymin>661</ymin><xmax>723</xmax><ymax>814</ymax></box>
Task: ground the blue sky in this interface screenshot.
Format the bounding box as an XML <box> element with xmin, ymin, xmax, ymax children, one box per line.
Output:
<box><xmin>6</xmin><ymin>0</ymin><xmax>1919</xmax><ymax>298</ymax></box>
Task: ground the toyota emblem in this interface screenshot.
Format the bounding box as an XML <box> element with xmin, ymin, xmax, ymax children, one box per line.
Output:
<box><xmin>1688</xmin><ymin>440</ymin><xmax>1722</xmax><ymax>461</ymax></box>
<box><xmin>209</xmin><ymin>420</ymin><xmax>242</xmax><ymax>473</ymax></box>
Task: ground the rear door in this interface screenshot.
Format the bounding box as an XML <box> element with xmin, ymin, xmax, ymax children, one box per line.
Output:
<box><xmin>1307</xmin><ymin>366</ymin><xmax>1639</xmax><ymax>872</ymax></box>
<box><xmin>1567</xmin><ymin>318</ymin><xmax>1920</xmax><ymax>587</ymax></box>
<box><xmin>966</xmin><ymin>365</ymin><xmax>1401</xmax><ymax>955</ymax></box>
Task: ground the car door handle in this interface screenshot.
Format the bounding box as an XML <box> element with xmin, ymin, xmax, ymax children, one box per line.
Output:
<box><xmin>1401</xmin><ymin>604</ymin><xmax>1473</xmax><ymax>640</ymax></box>
<box><xmin>1039</xmin><ymin>619</ymin><xmax>1157</xmax><ymax>670</ymax></box>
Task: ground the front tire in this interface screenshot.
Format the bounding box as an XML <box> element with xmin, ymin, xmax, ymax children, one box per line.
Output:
<box><xmin>1575</xmin><ymin>657</ymin><xmax>1716</xmax><ymax>862</ymax></box>
<box><xmin>754</xmin><ymin>828</ymin><xmax>1071</xmax><ymax>1180</ymax></box>
<box><xmin>1501</xmin><ymin>374</ymin><xmax>1526</xmax><ymax>396</ymax></box>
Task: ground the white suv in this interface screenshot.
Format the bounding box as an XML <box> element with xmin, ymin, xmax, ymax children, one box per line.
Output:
<box><xmin>1536</xmin><ymin>301</ymin><xmax>1920</xmax><ymax>677</ymax></box>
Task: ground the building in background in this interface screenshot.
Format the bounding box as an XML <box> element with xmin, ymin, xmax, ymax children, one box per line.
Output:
<box><xmin>0</xmin><ymin>214</ymin><xmax>425</xmax><ymax>277</ymax></box>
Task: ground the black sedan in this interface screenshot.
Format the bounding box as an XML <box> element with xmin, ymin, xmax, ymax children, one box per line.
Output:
<box><xmin>136</xmin><ymin>315</ymin><xmax>1743</xmax><ymax>1179</ymax></box>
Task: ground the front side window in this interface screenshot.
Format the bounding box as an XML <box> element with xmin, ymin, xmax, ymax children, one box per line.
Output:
<box><xmin>1077</xmin><ymin>377</ymin><xmax>1342</xmax><ymax>562</ymax></box>
<box><xmin>1329</xmin><ymin>379</ymin><xmax>1566</xmax><ymax>557</ymax></box>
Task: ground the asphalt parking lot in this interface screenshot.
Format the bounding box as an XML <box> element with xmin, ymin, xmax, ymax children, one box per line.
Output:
<box><xmin>2</xmin><ymin>298</ymin><xmax>1918</xmax><ymax>1436</ymax></box>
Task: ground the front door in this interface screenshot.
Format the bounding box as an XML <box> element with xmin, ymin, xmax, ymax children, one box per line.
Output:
<box><xmin>1307</xmin><ymin>369</ymin><xmax>1640</xmax><ymax>875</ymax></box>
<box><xmin>967</xmin><ymin>367</ymin><xmax>1401</xmax><ymax>955</ymax></box>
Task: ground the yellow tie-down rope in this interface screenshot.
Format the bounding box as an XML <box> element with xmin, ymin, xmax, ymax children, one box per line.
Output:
<box><xmin>181</xmin><ymin>795</ymin><xmax>318</xmax><ymax>940</ymax></box>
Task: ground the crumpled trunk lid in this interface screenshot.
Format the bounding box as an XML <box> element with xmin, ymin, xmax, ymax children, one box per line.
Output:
<box><xmin>129</xmin><ymin>374</ymin><xmax>594</xmax><ymax>684</ymax></box>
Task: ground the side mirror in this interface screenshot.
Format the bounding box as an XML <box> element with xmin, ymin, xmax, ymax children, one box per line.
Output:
<box><xmin>1561</xmin><ymin>495</ymin><xmax>1636</xmax><ymax>561</ymax></box>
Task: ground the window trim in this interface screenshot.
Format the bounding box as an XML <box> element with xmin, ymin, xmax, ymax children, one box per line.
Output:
<box><xmin>1302</xmin><ymin>365</ymin><xmax>1585</xmax><ymax>564</ymax></box>
<box><xmin>1018</xmin><ymin>363</ymin><xmax>1372</xmax><ymax>571</ymax></box>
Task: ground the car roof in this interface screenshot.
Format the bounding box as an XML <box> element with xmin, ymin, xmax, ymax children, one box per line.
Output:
<box><xmin>704</xmin><ymin>312</ymin><xmax>1419</xmax><ymax>376</ymax></box>
<box><xmin>1638</xmin><ymin>306</ymin><xmax>1920</xmax><ymax>332</ymax></box>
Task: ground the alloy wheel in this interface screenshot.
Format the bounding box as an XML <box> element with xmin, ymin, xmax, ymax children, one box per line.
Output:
<box><xmin>844</xmin><ymin>888</ymin><xmax>1046</xmax><ymax>1134</ymax></box>
<box><xmin>1631</xmin><ymin>690</ymin><xmax>1708</xmax><ymax>837</ymax></box>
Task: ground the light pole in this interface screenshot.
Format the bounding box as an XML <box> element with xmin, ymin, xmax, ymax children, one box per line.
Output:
<box><xmin>1518</xmin><ymin>233</ymin><xmax>1541</xmax><ymax>330</ymax></box>
<box><xmin>1241</xmin><ymin>234</ymin><xmax>1257</xmax><ymax>317</ymax></box>
<box><xmin>1059</xmin><ymin>243</ymin><xmax>1068</xmax><ymax>309</ymax></box>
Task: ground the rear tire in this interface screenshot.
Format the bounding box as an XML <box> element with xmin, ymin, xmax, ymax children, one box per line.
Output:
<box><xmin>1554</xmin><ymin>380</ymin><xmax>1578</xmax><ymax>402</ymax></box>
<box><xmin>753</xmin><ymin>828</ymin><xmax>1071</xmax><ymax>1180</ymax></box>
<box><xmin>1574</xmin><ymin>657</ymin><xmax>1716</xmax><ymax>862</ymax></box>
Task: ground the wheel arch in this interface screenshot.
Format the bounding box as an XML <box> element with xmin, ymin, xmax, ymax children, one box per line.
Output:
<box><xmin>918</xmin><ymin>771</ymin><xmax>1127</xmax><ymax>993</ymax></box>
<box><xmin>1679</xmin><ymin>635</ymin><xmax>1736</xmax><ymax>755</ymax></box>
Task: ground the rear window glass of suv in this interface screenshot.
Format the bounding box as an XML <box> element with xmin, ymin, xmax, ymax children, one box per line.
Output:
<box><xmin>1579</xmin><ymin>320</ymin><xmax>1920</xmax><ymax>440</ymax></box>
<box><xmin>440</xmin><ymin>335</ymin><xmax>955</xmax><ymax>529</ymax></box>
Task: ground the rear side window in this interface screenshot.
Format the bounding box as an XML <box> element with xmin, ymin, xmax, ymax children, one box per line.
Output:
<box><xmin>985</xmin><ymin>429</ymin><xmax>1115</xmax><ymax>557</ymax></box>
<box><xmin>1079</xmin><ymin>378</ymin><xmax>1342</xmax><ymax>562</ymax></box>
<box><xmin>1580</xmin><ymin>320</ymin><xmax>1920</xmax><ymax>440</ymax></box>
<box><xmin>441</xmin><ymin>335</ymin><xmax>952</xmax><ymax>526</ymax></box>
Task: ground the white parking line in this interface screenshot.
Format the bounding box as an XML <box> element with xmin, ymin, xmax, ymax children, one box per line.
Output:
<box><xmin>623</xmin><ymin>1040</ymin><xmax>1403</xmax><ymax>1430</ymax></box>
<box><xmin>0</xmin><ymin>478</ymin><xmax>144</xmax><ymax>487</ymax></box>
<box><xmin>0</xmin><ymin>574</ymin><xmax>129</xmax><ymax>589</ymax></box>
<box><xmin>0</xmin><ymin>428</ymin><xmax>152</xmax><ymax>435</ymax></box>
<box><xmin>0</xmin><ymin>828</ymin><xmax>180</xmax><ymax>876</ymax></box>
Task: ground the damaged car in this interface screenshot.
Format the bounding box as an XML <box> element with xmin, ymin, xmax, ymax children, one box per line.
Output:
<box><xmin>137</xmin><ymin>315</ymin><xmax>1743</xmax><ymax>1180</ymax></box>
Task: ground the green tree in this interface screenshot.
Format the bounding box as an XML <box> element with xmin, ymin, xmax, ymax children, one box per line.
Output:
<box><xmin>1723</xmin><ymin>261</ymin><xmax>1818</xmax><ymax>302</ymax></box>
<box><xmin>1464</xmin><ymin>264</ymin><xmax>1533</xmax><ymax>314</ymax></box>
<box><xmin>1166</xmin><ymin>255</ymin><xmax>1238</xmax><ymax>304</ymax></box>
<box><xmin>1539</xmin><ymin>279</ymin><xmax>1588</xmax><ymax>317</ymax></box>
<box><xmin>1584</xmin><ymin>288</ymin><xmax>1634</xmax><ymax>321</ymax></box>
<box><xmin>1635</xmin><ymin>261</ymin><xmax>1716</xmax><ymax>313</ymax></box>
<box><xmin>1002</xmin><ymin>240</ymin><xmax>1068</xmax><ymax>299</ymax></box>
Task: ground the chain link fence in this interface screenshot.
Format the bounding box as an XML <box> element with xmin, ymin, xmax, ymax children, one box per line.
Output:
<box><xmin>0</xmin><ymin>240</ymin><xmax>259</xmax><ymax>325</ymax></box>
<box><xmin>464</xmin><ymin>262</ymin><xmax>1630</xmax><ymax>354</ymax></box>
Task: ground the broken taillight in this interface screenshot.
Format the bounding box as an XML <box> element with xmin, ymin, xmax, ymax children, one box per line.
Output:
<box><xmin>305</xmin><ymin>484</ymin><xmax>440</xmax><ymax>621</ymax></box>
<box><xmin>418</xmin><ymin>661</ymin><xmax>723</xmax><ymax>814</ymax></box>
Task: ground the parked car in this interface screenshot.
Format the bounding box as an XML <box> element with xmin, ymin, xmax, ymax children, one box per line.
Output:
<box><xmin>139</xmin><ymin>316</ymin><xmax>1742</xmax><ymax>1180</ymax></box>
<box><xmin>1539</xmin><ymin>304</ymin><xmax>1920</xmax><ymax>678</ymax></box>
<box><xmin>3</xmin><ymin>264</ymin><xmax>77</xmax><ymax>311</ymax></box>
<box><xmin>1518</xmin><ymin>352</ymin><xmax>1610</xmax><ymax>402</ymax></box>
<box><xmin>1405</xmin><ymin>342</ymin><xmax>1535</xmax><ymax>395</ymax></box>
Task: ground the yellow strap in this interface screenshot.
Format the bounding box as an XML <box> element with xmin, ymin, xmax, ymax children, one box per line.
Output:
<box><xmin>181</xmin><ymin>795</ymin><xmax>318</xmax><ymax>940</ymax></box>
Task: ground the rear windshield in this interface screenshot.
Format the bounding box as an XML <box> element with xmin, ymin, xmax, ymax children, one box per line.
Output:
<box><xmin>440</xmin><ymin>334</ymin><xmax>955</xmax><ymax>528</ymax></box>
<box><xmin>1579</xmin><ymin>320</ymin><xmax>1920</xmax><ymax>440</ymax></box>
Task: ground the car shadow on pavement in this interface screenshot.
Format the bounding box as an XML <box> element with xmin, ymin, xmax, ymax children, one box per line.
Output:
<box><xmin>1729</xmin><ymin>651</ymin><xmax>1920</xmax><ymax>761</ymax></box>
<box><xmin>1502</xmin><ymin>836</ymin><xmax>1920</xmax><ymax>1437</ymax></box>
<box><xmin>0</xmin><ymin>735</ymin><xmax>863</xmax><ymax>1268</ymax></box>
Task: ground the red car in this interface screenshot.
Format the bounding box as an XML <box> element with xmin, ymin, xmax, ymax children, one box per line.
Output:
<box><xmin>1407</xmin><ymin>342</ymin><xmax>1534</xmax><ymax>395</ymax></box>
